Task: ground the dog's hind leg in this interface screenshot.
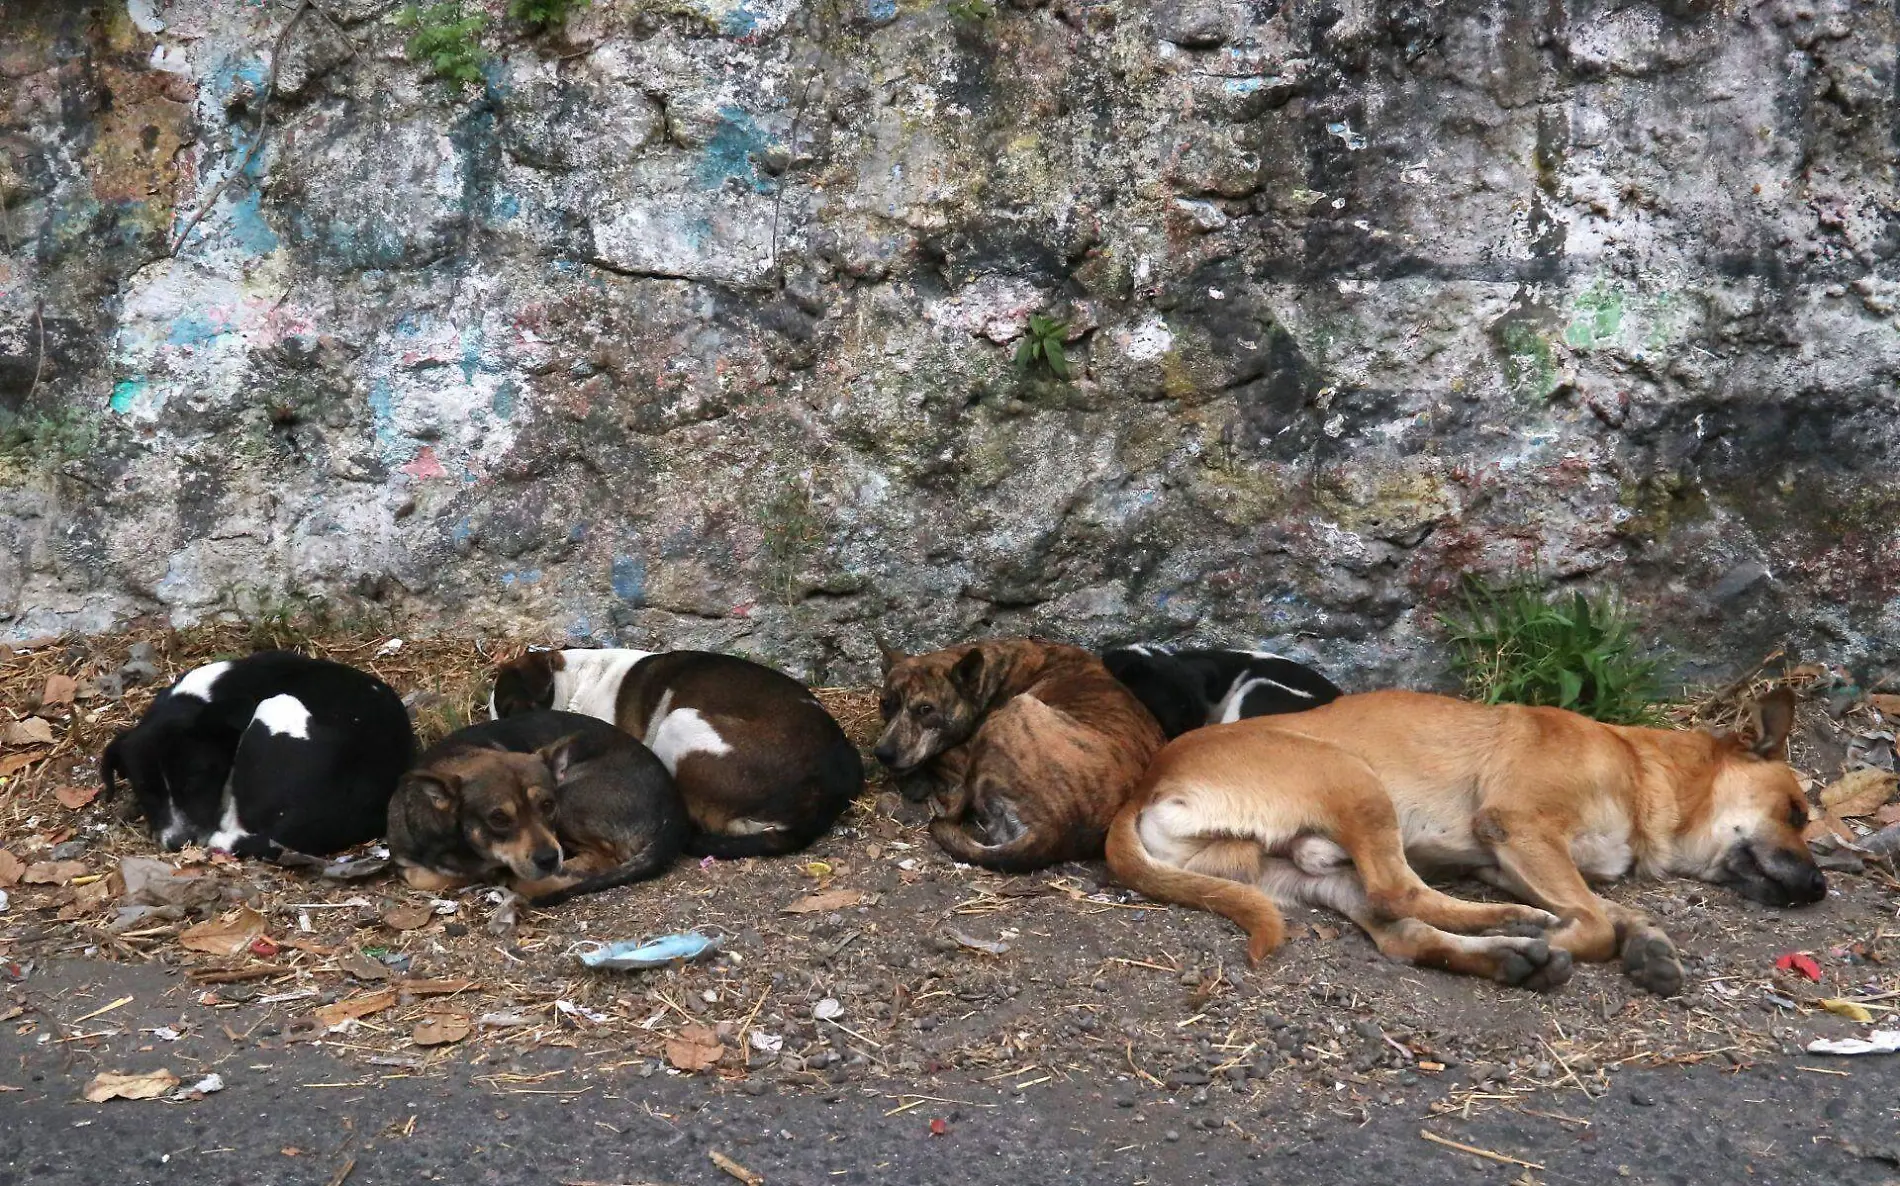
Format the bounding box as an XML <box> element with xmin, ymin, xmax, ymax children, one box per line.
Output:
<box><xmin>1270</xmin><ymin>862</ymin><xmax>1572</xmax><ymax>991</ymax></box>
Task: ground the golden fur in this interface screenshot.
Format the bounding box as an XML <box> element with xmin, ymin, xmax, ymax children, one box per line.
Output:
<box><xmin>1108</xmin><ymin>688</ymin><xmax>1823</xmax><ymax>995</ymax></box>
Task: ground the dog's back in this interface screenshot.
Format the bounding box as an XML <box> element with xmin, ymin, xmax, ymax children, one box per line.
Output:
<box><xmin>1102</xmin><ymin>645</ymin><xmax>1342</xmax><ymax>738</ymax></box>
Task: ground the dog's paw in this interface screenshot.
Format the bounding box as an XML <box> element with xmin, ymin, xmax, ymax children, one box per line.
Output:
<box><xmin>1621</xmin><ymin>928</ymin><xmax>1683</xmax><ymax>997</ymax></box>
<box><xmin>1488</xmin><ymin>911</ymin><xmax>1559</xmax><ymax>940</ymax></box>
<box><xmin>1495</xmin><ymin>938</ymin><xmax>1574</xmax><ymax>992</ymax></box>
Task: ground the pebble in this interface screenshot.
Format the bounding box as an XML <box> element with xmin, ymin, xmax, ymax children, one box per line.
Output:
<box><xmin>1187</xmin><ymin>1087</ymin><xmax>1209</xmax><ymax>1107</ymax></box>
<box><xmin>1352</xmin><ymin>1020</ymin><xmax>1383</xmax><ymax>1043</ymax></box>
<box><xmin>49</xmin><ymin>840</ymin><xmax>88</xmax><ymax>861</ymax></box>
<box><xmin>1628</xmin><ymin>1089</ymin><xmax>1655</xmax><ymax>1107</ymax></box>
<box><xmin>443</xmin><ymin>922</ymin><xmax>467</xmax><ymax>938</ymax></box>
<box><xmin>1114</xmin><ymin>1096</ymin><xmax>1135</xmax><ymax>1109</ymax></box>
<box><xmin>1164</xmin><ymin>1130</ymin><xmax>1181</xmax><ymax>1143</ymax></box>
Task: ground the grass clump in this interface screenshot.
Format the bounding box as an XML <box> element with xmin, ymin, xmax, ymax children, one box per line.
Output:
<box><xmin>509</xmin><ymin>0</ymin><xmax>587</xmax><ymax>31</ymax></box>
<box><xmin>1440</xmin><ymin>576</ymin><xmax>1663</xmax><ymax>725</ymax></box>
<box><xmin>1014</xmin><ymin>313</ymin><xmax>1070</xmax><ymax>380</ymax></box>
<box><xmin>395</xmin><ymin>3</ymin><xmax>489</xmax><ymax>90</ymax></box>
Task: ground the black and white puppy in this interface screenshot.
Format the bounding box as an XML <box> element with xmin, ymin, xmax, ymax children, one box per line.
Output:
<box><xmin>101</xmin><ymin>650</ymin><xmax>416</xmax><ymax>857</ymax></box>
<box><xmin>489</xmin><ymin>648</ymin><xmax>862</xmax><ymax>858</ymax></box>
<box><xmin>1100</xmin><ymin>644</ymin><xmax>1343</xmax><ymax>740</ymax></box>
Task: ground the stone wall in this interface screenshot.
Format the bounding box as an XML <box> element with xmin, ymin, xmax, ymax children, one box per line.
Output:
<box><xmin>1</xmin><ymin>0</ymin><xmax>1895</xmax><ymax>686</ymax></box>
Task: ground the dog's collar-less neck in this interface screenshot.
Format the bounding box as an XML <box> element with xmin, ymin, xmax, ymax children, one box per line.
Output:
<box><xmin>551</xmin><ymin>649</ymin><xmax>657</xmax><ymax>722</ymax></box>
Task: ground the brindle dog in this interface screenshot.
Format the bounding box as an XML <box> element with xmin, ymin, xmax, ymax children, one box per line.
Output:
<box><xmin>874</xmin><ymin>638</ymin><xmax>1166</xmax><ymax>872</ymax></box>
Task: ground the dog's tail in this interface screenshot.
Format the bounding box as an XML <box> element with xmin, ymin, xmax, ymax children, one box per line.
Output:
<box><xmin>525</xmin><ymin>842</ymin><xmax>678</xmax><ymax>908</ymax></box>
<box><xmin>1105</xmin><ymin>795</ymin><xmax>1286</xmax><ymax>965</ymax></box>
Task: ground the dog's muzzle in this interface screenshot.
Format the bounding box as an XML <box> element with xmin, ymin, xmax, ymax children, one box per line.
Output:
<box><xmin>1722</xmin><ymin>840</ymin><xmax>1827</xmax><ymax>907</ymax></box>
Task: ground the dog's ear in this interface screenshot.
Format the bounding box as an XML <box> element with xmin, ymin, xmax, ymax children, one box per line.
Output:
<box><xmin>405</xmin><ymin>771</ymin><xmax>461</xmax><ymax>814</ymax></box>
<box><xmin>951</xmin><ymin>646</ymin><xmax>985</xmax><ymax>698</ymax></box>
<box><xmin>874</xmin><ymin>633</ymin><xmax>906</xmax><ymax>678</ymax></box>
<box><xmin>1744</xmin><ymin>686</ymin><xmax>1797</xmax><ymax>758</ymax></box>
<box><xmin>538</xmin><ymin>734</ymin><xmax>586</xmax><ymax>782</ymax></box>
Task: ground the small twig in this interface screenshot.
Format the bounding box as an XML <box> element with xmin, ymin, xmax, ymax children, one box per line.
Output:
<box><xmin>170</xmin><ymin>0</ymin><xmax>310</xmax><ymax>257</ymax></box>
<box><xmin>1418</xmin><ymin>1129</ymin><xmax>1545</xmax><ymax>1171</ymax></box>
<box><xmin>325</xmin><ymin>1156</ymin><xmax>357</xmax><ymax>1186</ymax></box>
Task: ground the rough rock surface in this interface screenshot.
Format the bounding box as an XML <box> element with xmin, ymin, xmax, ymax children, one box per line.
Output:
<box><xmin>0</xmin><ymin>0</ymin><xmax>1895</xmax><ymax>685</ymax></box>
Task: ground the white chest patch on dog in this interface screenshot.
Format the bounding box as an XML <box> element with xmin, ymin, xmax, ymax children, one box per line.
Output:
<box><xmin>252</xmin><ymin>694</ymin><xmax>312</xmax><ymax>738</ymax></box>
<box><xmin>553</xmin><ymin>649</ymin><xmax>656</xmax><ymax>722</ymax></box>
<box><xmin>172</xmin><ymin>661</ymin><xmax>233</xmax><ymax>702</ymax></box>
<box><xmin>1569</xmin><ymin>829</ymin><xmax>1635</xmax><ymax>881</ymax></box>
<box><xmin>207</xmin><ymin>786</ymin><xmax>250</xmax><ymax>853</ymax></box>
<box><xmin>644</xmin><ymin>699</ymin><xmax>733</xmax><ymax>776</ymax></box>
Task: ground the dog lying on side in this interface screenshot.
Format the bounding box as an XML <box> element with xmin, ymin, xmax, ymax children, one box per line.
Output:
<box><xmin>389</xmin><ymin>710</ymin><xmax>686</xmax><ymax>904</ymax></box>
<box><xmin>489</xmin><ymin>648</ymin><xmax>862</xmax><ymax>858</ymax></box>
<box><xmin>1101</xmin><ymin>644</ymin><xmax>1343</xmax><ymax>738</ymax></box>
<box><xmin>1109</xmin><ymin>687</ymin><xmax>1824</xmax><ymax>995</ymax></box>
<box><xmin>874</xmin><ymin>638</ymin><xmax>1166</xmax><ymax>872</ymax></box>
<box><xmin>102</xmin><ymin>651</ymin><xmax>415</xmax><ymax>857</ymax></box>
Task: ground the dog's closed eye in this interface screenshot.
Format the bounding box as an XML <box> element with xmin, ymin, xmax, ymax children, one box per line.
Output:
<box><xmin>486</xmin><ymin>808</ymin><xmax>513</xmax><ymax>831</ymax></box>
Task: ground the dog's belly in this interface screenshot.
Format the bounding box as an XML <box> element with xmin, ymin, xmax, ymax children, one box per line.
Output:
<box><xmin>1568</xmin><ymin>829</ymin><xmax>1635</xmax><ymax>881</ymax></box>
<box><xmin>1396</xmin><ymin>808</ymin><xmax>1489</xmax><ymax>876</ymax></box>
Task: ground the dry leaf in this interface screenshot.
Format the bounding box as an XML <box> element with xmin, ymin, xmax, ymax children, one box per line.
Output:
<box><xmin>383</xmin><ymin>905</ymin><xmax>432</xmax><ymax>932</ymax></box>
<box><xmin>0</xmin><ymin>850</ymin><xmax>22</xmax><ymax>888</ymax></box>
<box><xmin>666</xmin><ymin>1023</ymin><xmax>726</xmax><ymax>1072</ymax></box>
<box><xmin>40</xmin><ymin>674</ymin><xmax>76</xmax><ymax>706</ymax></box>
<box><xmin>399</xmin><ymin>978</ymin><xmax>475</xmax><ymax>997</ymax></box>
<box><xmin>314</xmin><ymin>990</ymin><xmax>397</xmax><ymax>1028</ymax></box>
<box><xmin>22</xmin><ymin>861</ymin><xmax>86</xmax><ymax>886</ymax></box>
<box><xmin>1312</xmin><ymin>924</ymin><xmax>1341</xmax><ymax>941</ymax></box>
<box><xmin>55</xmin><ymin>785</ymin><xmax>99</xmax><ymax>811</ymax></box>
<box><xmin>1805</xmin><ymin>814</ymin><xmax>1859</xmax><ymax>845</ymax></box>
<box><xmin>412</xmin><ymin>1015</ymin><xmax>470</xmax><ymax>1047</ymax></box>
<box><xmin>1870</xmin><ymin>694</ymin><xmax>1900</xmax><ymax>716</ymax></box>
<box><xmin>2</xmin><ymin>718</ymin><xmax>53</xmax><ymax>747</ymax></box>
<box><xmin>179</xmin><ymin>907</ymin><xmax>268</xmax><ymax>956</ymax></box>
<box><xmin>1821</xmin><ymin>768</ymin><xmax>1899</xmax><ymax>819</ymax></box>
<box><xmin>1819</xmin><ymin>998</ymin><xmax>1875</xmax><ymax>1023</ymax></box>
<box><xmin>781</xmin><ymin>889</ymin><xmax>866</xmax><ymax>915</ymax></box>
<box><xmin>0</xmin><ymin>750</ymin><xmax>46</xmax><ymax>778</ymax></box>
<box><xmin>83</xmin><ymin>1069</ymin><xmax>179</xmax><ymax>1102</ymax></box>
<box><xmin>338</xmin><ymin>950</ymin><xmax>391</xmax><ymax>981</ymax></box>
<box><xmin>1877</xmin><ymin>803</ymin><xmax>1900</xmax><ymax>827</ymax></box>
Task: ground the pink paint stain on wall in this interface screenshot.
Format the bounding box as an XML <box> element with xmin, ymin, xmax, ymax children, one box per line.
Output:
<box><xmin>401</xmin><ymin>446</ymin><xmax>447</xmax><ymax>480</ymax></box>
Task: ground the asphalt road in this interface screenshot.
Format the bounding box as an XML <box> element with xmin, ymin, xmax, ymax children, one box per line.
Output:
<box><xmin>4</xmin><ymin>961</ymin><xmax>1898</xmax><ymax>1186</ymax></box>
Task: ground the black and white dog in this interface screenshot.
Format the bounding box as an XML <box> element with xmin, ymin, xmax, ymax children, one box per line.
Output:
<box><xmin>489</xmin><ymin>648</ymin><xmax>862</xmax><ymax>858</ymax></box>
<box><xmin>1100</xmin><ymin>644</ymin><xmax>1343</xmax><ymax>739</ymax></box>
<box><xmin>102</xmin><ymin>651</ymin><xmax>416</xmax><ymax>857</ymax></box>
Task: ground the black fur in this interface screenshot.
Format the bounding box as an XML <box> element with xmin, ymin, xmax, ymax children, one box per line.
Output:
<box><xmin>101</xmin><ymin>650</ymin><xmax>415</xmax><ymax>856</ymax></box>
<box><xmin>1100</xmin><ymin>645</ymin><xmax>1343</xmax><ymax>739</ymax></box>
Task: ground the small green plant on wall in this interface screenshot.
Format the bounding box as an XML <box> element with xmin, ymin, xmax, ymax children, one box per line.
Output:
<box><xmin>509</xmin><ymin>0</ymin><xmax>588</xmax><ymax>31</ymax></box>
<box><xmin>948</xmin><ymin>0</ymin><xmax>996</xmax><ymax>21</ymax></box>
<box><xmin>1440</xmin><ymin>575</ymin><xmax>1663</xmax><ymax>725</ymax></box>
<box><xmin>1014</xmin><ymin>314</ymin><xmax>1071</xmax><ymax>380</ymax></box>
<box><xmin>395</xmin><ymin>3</ymin><xmax>489</xmax><ymax>89</ymax></box>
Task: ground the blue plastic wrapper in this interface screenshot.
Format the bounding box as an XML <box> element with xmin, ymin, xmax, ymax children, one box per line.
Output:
<box><xmin>573</xmin><ymin>931</ymin><xmax>721</xmax><ymax>970</ymax></box>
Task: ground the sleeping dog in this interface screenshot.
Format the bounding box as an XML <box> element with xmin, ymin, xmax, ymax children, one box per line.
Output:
<box><xmin>102</xmin><ymin>651</ymin><xmax>415</xmax><ymax>857</ymax></box>
<box><xmin>1109</xmin><ymin>687</ymin><xmax>1825</xmax><ymax>995</ymax></box>
<box><xmin>489</xmin><ymin>648</ymin><xmax>862</xmax><ymax>858</ymax></box>
<box><xmin>389</xmin><ymin>710</ymin><xmax>686</xmax><ymax>904</ymax></box>
<box><xmin>1101</xmin><ymin>644</ymin><xmax>1342</xmax><ymax>738</ymax></box>
<box><xmin>874</xmin><ymin>638</ymin><xmax>1165</xmax><ymax>872</ymax></box>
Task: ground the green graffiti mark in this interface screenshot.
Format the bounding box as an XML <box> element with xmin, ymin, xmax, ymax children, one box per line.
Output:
<box><xmin>1564</xmin><ymin>283</ymin><xmax>1625</xmax><ymax>350</ymax></box>
<box><xmin>1499</xmin><ymin>322</ymin><xmax>1558</xmax><ymax>400</ymax></box>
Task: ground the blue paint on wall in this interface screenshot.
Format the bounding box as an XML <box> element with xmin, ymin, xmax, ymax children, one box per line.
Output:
<box><xmin>500</xmin><ymin>568</ymin><xmax>545</xmax><ymax>587</ymax></box>
<box><xmin>866</xmin><ymin>0</ymin><xmax>897</xmax><ymax>22</ymax></box>
<box><xmin>491</xmin><ymin>379</ymin><xmax>518</xmax><ymax>420</ymax></box>
<box><xmin>720</xmin><ymin>1</ymin><xmax>760</xmax><ymax>36</ymax></box>
<box><xmin>450</xmin><ymin>516</ymin><xmax>473</xmax><ymax>545</ymax></box>
<box><xmin>610</xmin><ymin>555</ymin><xmax>647</xmax><ymax>604</ymax></box>
<box><xmin>459</xmin><ymin>326</ymin><xmax>482</xmax><ymax>385</ymax></box>
<box><xmin>367</xmin><ymin>379</ymin><xmax>399</xmax><ymax>452</ymax></box>
<box><xmin>224</xmin><ymin>190</ymin><xmax>281</xmax><ymax>254</ymax></box>
<box><xmin>696</xmin><ymin>106</ymin><xmax>774</xmax><ymax>195</ymax></box>
<box><xmin>168</xmin><ymin>310</ymin><xmax>231</xmax><ymax>347</ymax></box>
<box><xmin>108</xmin><ymin>378</ymin><xmax>146</xmax><ymax>414</ymax></box>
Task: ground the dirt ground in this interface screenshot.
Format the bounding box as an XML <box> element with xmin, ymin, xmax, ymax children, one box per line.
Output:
<box><xmin>2</xmin><ymin>625</ymin><xmax>1899</xmax><ymax>1138</ymax></box>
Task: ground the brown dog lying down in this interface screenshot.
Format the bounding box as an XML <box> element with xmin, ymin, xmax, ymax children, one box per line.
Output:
<box><xmin>1109</xmin><ymin>688</ymin><xmax>1824</xmax><ymax>995</ymax></box>
<box><xmin>874</xmin><ymin>639</ymin><xmax>1165</xmax><ymax>872</ymax></box>
<box><xmin>388</xmin><ymin>711</ymin><xmax>686</xmax><ymax>905</ymax></box>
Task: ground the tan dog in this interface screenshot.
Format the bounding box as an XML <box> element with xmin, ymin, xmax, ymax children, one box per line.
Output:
<box><xmin>1108</xmin><ymin>688</ymin><xmax>1823</xmax><ymax>995</ymax></box>
<box><xmin>874</xmin><ymin>639</ymin><xmax>1166</xmax><ymax>871</ymax></box>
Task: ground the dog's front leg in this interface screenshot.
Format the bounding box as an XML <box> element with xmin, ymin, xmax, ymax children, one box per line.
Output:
<box><xmin>1482</xmin><ymin>829</ymin><xmax>1683</xmax><ymax>996</ymax></box>
<box><xmin>400</xmin><ymin>865</ymin><xmax>477</xmax><ymax>894</ymax></box>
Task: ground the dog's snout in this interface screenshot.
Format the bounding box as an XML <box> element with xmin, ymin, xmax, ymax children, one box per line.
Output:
<box><xmin>873</xmin><ymin>741</ymin><xmax>897</xmax><ymax>767</ymax></box>
<box><xmin>1797</xmin><ymin>863</ymin><xmax>1828</xmax><ymax>904</ymax></box>
<box><xmin>531</xmin><ymin>847</ymin><xmax>561</xmax><ymax>876</ymax></box>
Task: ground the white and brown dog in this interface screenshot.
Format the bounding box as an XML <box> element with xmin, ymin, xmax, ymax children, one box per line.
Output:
<box><xmin>489</xmin><ymin>648</ymin><xmax>862</xmax><ymax>858</ymax></box>
<box><xmin>1109</xmin><ymin>688</ymin><xmax>1825</xmax><ymax>995</ymax></box>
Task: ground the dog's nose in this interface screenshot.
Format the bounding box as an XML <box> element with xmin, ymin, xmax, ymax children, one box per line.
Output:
<box><xmin>873</xmin><ymin>742</ymin><xmax>897</xmax><ymax>767</ymax></box>
<box><xmin>1802</xmin><ymin>865</ymin><xmax>1827</xmax><ymax>901</ymax></box>
<box><xmin>531</xmin><ymin>848</ymin><xmax>561</xmax><ymax>876</ymax></box>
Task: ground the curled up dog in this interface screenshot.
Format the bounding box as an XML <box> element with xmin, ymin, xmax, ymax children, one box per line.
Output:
<box><xmin>388</xmin><ymin>710</ymin><xmax>686</xmax><ymax>905</ymax></box>
<box><xmin>875</xmin><ymin>638</ymin><xmax>1166</xmax><ymax>872</ymax></box>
